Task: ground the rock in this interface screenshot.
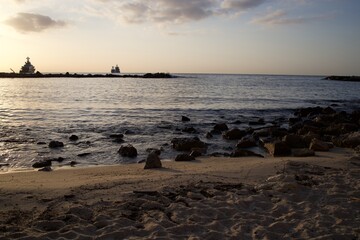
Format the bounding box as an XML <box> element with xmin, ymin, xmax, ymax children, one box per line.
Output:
<box><xmin>309</xmin><ymin>139</ymin><xmax>330</xmax><ymax>152</ymax></box>
<box><xmin>295</xmin><ymin>106</ymin><xmax>323</xmax><ymax>117</ymax></box>
<box><xmin>283</xmin><ymin>134</ymin><xmax>306</xmax><ymax>148</ymax></box>
<box><xmin>118</xmin><ymin>144</ymin><xmax>138</xmax><ymax>158</ymax></box>
<box><xmin>223</xmin><ymin>128</ymin><xmax>247</xmax><ymax>140</ymax></box>
<box><xmin>32</xmin><ymin>160</ymin><xmax>52</xmax><ymax>168</ymax></box>
<box><xmin>175</xmin><ymin>154</ymin><xmax>195</xmax><ymax>161</ymax></box>
<box><xmin>322</xmin><ymin>106</ymin><xmax>336</xmax><ymax>114</ymax></box>
<box><xmin>49</xmin><ymin>141</ymin><xmax>64</xmax><ymax>148</ymax></box>
<box><xmin>231</xmin><ymin>149</ymin><xmax>264</xmax><ymax>158</ymax></box>
<box><xmin>264</xmin><ymin>141</ymin><xmax>291</xmax><ymax>157</ymax></box>
<box><xmin>213</xmin><ymin>123</ymin><xmax>228</xmax><ymax>132</ymax></box>
<box><xmin>110</xmin><ymin>134</ymin><xmax>125</xmax><ymax>143</ymax></box>
<box><xmin>70</xmin><ymin>161</ymin><xmax>78</xmax><ymax>167</ymax></box>
<box><xmin>292</xmin><ymin>149</ymin><xmax>315</xmax><ymax>157</ymax></box>
<box><xmin>325</xmin><ymin>123</ymin><xmax>358</xmax><ymax>136</ymax></box>
<box><xmin>302</xmin><ymin>132</ymin><xmax>321</xmax><ymax>147</ymax></box>
<box><xmin>205</xmin><ymin>132</ymin><xmax>213</xmax><ymax>139</ymax></box>
<box><xmin>38</xmin><ymin>166</ymin><xmax>52</xmax><ymax>172</ymax></box>
<box><xmin>69</xmin><ymin>135</ymin><xmax>79</xmax><ymax>141</ymax></box>
<box><xmin>77</xmin><ymin>153</ymin><xmax>91</xmax><ymax>157</ymax></box>
<box><xmin>144</xmin><ymin>152</ymin><xmax>162</xmax><ymax>169</ymax></box>
<box><xmin>181</xmin><ymin>116</ymin><xmax>191</xmax><ymax>122</ymax></box>
<box><xmin>236</xmin><ymin>136</ymin><xmax>257</xmax><ymax>148</ymax></box>
<box><xmin>171</xmin><ymin>137</ymin><xmax>206</xmax><ymax>151</ymax></box>
<box><xmin>110</xmin><ymin>134</ymin><xmax>124</xmax><ymax>139</ymax></box>
<box><xmin>341</xmin><ymin>131</ymin><xmax>360</xmax><ymax>148</ymax></box>
<box><xmin>249</xmin><ymin>118</ymin><xmax>265</xmax><ymax>126</ymax></box>
<box><xmin>124</xmin><ymin>130</ymin><xmax>135</xmax><ymax>135</ymax></box>
<box><xmin>190</xmin><ymin>150</ymin><xmax>202</xmax><ymax>158</ymax></box>
<box><xmin>182</xmin><ymin>127</ymin><xmax>197</xmax><ymax>133</ymax></box>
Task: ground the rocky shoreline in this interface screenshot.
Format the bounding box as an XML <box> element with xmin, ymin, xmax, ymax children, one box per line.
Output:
<box><xmin>0</xmin><ymin>72</ymin><xmax>173</xmax><ymax>79</ymax></box>
<box><xmin>324</xmin><ymin>75</ymin><xmax>360</xmax><ymax>82</ymax></box>
<box><xmin>25</xmin><ymin>105</ymin><xmax>360</xmax><ymax>172</ymax></box>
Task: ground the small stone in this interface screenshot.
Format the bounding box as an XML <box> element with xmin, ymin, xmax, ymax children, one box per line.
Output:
<box><xmin>223</xmin><ymin>128</ymin><xmax>247</xmax><ymax>140</ymax></box>
<box><xmin>32</xmin><ymin>160</ymin><xmax>52</xmax><ymax>168</ymax></box>
<box><xmin>214</xmin><ymin>123</ymin><xmax>229</xmax><ymax>132</ymax></box>
<box><xmin>69</xmin><ymin>135</ymin><xmax>79</xmax><ymax>141</ymax></box>
<box><xmin>118</xmin><ymin>144</ymin><xmax>138</xmax><ymax>158</ymax></box>
<box><xmin>77</xmin><ymin>153</ymin><xmax>91</xmax><ymax>157</ymax></box>
<box><xmin>181</xmin><ymin>116</ymin><xmax>191</xmax><ymax>122</ymax></box>
<box><xmin>49</xmin><ymin>141</ymin><xmax>64</xmax><ymax>148</ymax></box>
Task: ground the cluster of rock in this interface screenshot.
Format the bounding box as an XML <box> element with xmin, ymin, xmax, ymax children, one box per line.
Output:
<box><xmin>32</xmin><ymin>106</ymin><xmax>359</xmax><ymax>171</ymax></box>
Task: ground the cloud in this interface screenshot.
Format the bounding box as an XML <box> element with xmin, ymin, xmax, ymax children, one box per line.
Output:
<box><xmin>222</xmin><ymin>0</ymin><xmax>268</xmax><ymax>10</ymax></box>
<box><xmin>252</xmin><ymin>9</ymin><xmax>334</xmax><ymax>25</ymax></box>
<box><xmin>121</xmin><ymin>0</ymin><xmax>217</xmax><ymax>24</ymax></box>
<box><xmin>5</xmin><ymin>12</ymin><xmax>67</xmax><ymax>33</ymax></box>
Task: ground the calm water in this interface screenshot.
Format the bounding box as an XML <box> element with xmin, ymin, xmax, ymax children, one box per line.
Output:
<box><xmin>0</xmin><ymin>74</ymin><xmax>359</xmax><ymax>171</ymax></box>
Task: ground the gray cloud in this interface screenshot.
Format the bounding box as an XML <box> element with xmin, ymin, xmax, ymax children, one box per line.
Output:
<box><xmin>252</xmin><ymin>9</ymin><xmax>334</xmax><ymax>25</ymax></box>
<box><xmin>121</xmin><ymin>0</ymin><xmax>217</xmax><ymax>24</ymax></box>
<box><xmin>5</xmin><ymin>12</ymin><xmax>67</xmax><ymax>33</ymax></box>
<box><xmin>222</xmin><ymin>0</ymin><xmax>268</xmax><ymax>10</ymax></box>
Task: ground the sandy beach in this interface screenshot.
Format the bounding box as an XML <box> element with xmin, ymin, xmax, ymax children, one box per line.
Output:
<box><xmin>1</xmin><ymin>147</ymin><xmax>359</xmax><ymax>239</ymax></box>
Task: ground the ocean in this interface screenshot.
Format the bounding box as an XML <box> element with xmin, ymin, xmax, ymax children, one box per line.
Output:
<box><xmin>0</xmin><ymin>74</ymin><xmax>359</xmax><ymax>171</ymax></box>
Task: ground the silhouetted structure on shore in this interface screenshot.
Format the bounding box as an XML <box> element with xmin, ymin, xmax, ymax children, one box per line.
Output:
<box><xmin>0</xmin><ymin>72</ymin><xmax>173</xmax><ymax>79</ymax></box>
<box><xmin>19</xmin><ymin>57</ymin><xmax>36</xmax><ymax>74</ymax></box>
<box><xmin>111</xmin><ymin>65</ymin><xmax>120</xmax><ymax>74</ymax></box>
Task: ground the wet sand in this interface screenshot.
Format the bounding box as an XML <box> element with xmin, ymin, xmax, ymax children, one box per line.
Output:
<box><xmin>0</xmin><ymin>148</ymin><xmax>359</xmax><ymax>239</ymax></box>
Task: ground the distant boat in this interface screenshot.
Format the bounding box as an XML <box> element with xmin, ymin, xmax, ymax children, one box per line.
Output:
<box><xmin>20</xmin><ymin>57</ymin><xmax>36</xmax><ymax>74</ymax></box>
<box><xmin>111</xmin><ymin>65</ymin><xmax>120</xmax><ymax>74</ymax></box>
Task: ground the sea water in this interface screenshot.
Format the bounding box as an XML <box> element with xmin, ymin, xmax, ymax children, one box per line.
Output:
<box><xmin>0</xmin><ymin>74</ymin><xmax>359</xmax><ymax>171</ymax></box>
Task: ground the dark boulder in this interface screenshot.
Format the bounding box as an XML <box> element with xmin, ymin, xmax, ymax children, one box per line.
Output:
<box><xmin>118</xmin><ymin>144</ymin><xmax>138</xmax><ymax>158</ymax></box>
<box><xmin>171</xmin><ymin>137</ymin><xmax>206</xmax><ymax>151</ymax></box>
<box><xmin>49</xmin><ymin>141</ymin><xmax>64</xmax><ymax>148</ymax></box>
<box><xmin>340</xmin><ymin>132</ymin><xmax>360</xmax><ymax>148</ymax></box>
<box><xmin>264</xmin><ymin>141</ymin><xmax>291</xmax><ymax>157</ymax></box>
<box><xmin>236</xmin><ymin>136</ymin><xmax>257</xmax><ymax>148</ymax></box>
<box><xmin>214</xmin><ymin>123</ymin><xmax>229</xmax><ymax>132</ymax></box>
<box><xmin>144</xmin><ymin>152</ymin><xmax>162</xmax><ymax>169</ymax></box>
<box><xmin>69</xmin><ymin>135</ymin><xmax>79</xmax><ymax>141</ymax></box>
<box><xmin>309</xmin><ymin>139</ymin><xmax>330</xmax><ymax>152</ymax></box>
<box><xmin>175</xmin><ymin>154</ymin><xmax>195</xmax><ymax>161</ymax></box>
<box><xmin>223</xmin><ymin>128</ymin><xmax>247</xmax><ymax>140</ymax></box>
<box><xmin>324</xmin><ymin>123</ymin><xmax>358</xmax><ymax>136</ymax></box>
<box><xmin>181</xmin><ymin>116</ymin><xmax>191</xmax><ymax>122</ymax></box>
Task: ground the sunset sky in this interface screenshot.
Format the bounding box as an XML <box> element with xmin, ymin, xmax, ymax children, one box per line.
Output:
<box><xmin>1</xmin><ymin>0</ymin><xmax>359</xmax><ymax>75</ymax></box>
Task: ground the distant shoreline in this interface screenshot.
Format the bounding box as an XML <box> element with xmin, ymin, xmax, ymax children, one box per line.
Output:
<box><xmin>0</xmin><ymin>72</ymin><xmax>173</xmax><ymax>79</ymax></box>
<box><xmin>324</xmin><ymin>75</ymin><xmax>360</xmax><ymax>82</ymax></box>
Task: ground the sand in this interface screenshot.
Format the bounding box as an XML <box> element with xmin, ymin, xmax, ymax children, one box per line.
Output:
<box><xmin>0</xmin><ymin>148</ymin><xmax>359</xmax><ymax>239</ymax></box>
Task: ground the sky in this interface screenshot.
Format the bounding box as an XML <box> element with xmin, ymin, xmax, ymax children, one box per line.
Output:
<box><xmin>0</xmin><ymin>0</ymin><xmax>359</xmax><ymax>75</ymax></box>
